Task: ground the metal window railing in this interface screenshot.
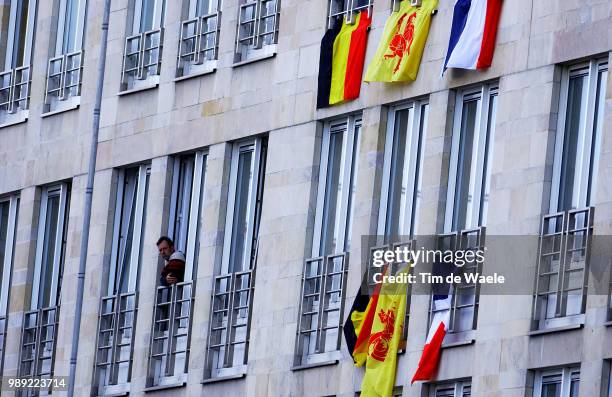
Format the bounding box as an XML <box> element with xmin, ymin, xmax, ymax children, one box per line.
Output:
<box><xmin>94</xmin><ymin>292</ymin><xmax>138</xmax><ymax>393</ymax></box>
<box><xmin>294</xmin><ymin>253</ymin><xmax>348</xmax><ymax>365</ymax></box>
<box><xmin>45</xmin><ymin>51</ymin><xmax>83</xmax><ymax>109</ymax></box>
<box><xmin>368</xmin><ymin>240</ymin><xmax>415</xmax><ymax>343</ymax></box>
<box><xmin>235</xmin><ymin>0</ymin><xmax>280</xmax><ymax>62</ymax></box>
<box><xmin>0</xmin><ymin>66</ymin><xmax>31</xmax><ymax>115</ymax></box>
<box><xmin>18</xmin><ymin>306</ymin><xmax>60</xmax><ymax>393</ymax></box>
<box><xmin>121</xmin><ymin>28</ymin><xmax>163</xmax><ymax>91</ymax></box>
<box><xmin>177</xmin><ymin>12</ymin><xmax>220</xmax><ymax>77</ymax></box>
<box><xmin>204</xmin><ymin>269</ymin><xmax>255</xmax><ymax>378</ymax></box>
<box><xmin>428</xmin><ymin>227</ymin><xmax>485</xmax><ymax>335</ymax></box>
<box><xmin>147</xmin><ymin>281</ymin><xmax>194</xmax><ymax>386</ymax></box>
<box><xmin>328</xmin><ymin>0</ymin><xmax>373</xmax><ymax>28</ymax></box>
<box><xmin>533</xmin><ymin>207</ymin><xmax>593</xmax><ymax>327</ymax></box>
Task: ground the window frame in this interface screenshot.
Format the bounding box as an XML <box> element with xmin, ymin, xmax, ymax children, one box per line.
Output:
<box><xmin>234</xmin><ymin>0</ymin><xmax>280</xmax><ymax>64</ymax></box>
<box><xmin>176</xmin><ymin>0</ymin><xmax>221</xmax><ymax>77</ymax></box>
<box><xmin>327</xmin><ymin>0</ymin><xmax>373</xmax><ymax>29</ymax></box>
<box><xmin>429</xmin><ymin>379</ymin><xmax>472</xmax><ymax>397</ymax></box>
<box><xmin>377</xmin><ymin>98</ymin><xmax>429</xmax><ymax>242</ymax></box>
<box><xmin>204</xmin><ymin>137</ymin><xmax>266</xmax><ymax>380</ymax></box>
<box><xmin>4</xmin><ymin>0</ymin><xmax>38</xmax><ymax>71</ymax></box>
<box><xmin>167</xmin><ymin>151</ymin><xmax>207</xmax><ymax>281</ymax></box>
<box><xmin>550</xmin><ymin>58</ymin><xmax>608</xmax><ymax>213</ymax></box>
<box><xmin>294</xmin><ymin>115</ymin><xmax>360</xmax><ymax>367</ymax></box>
<box><xmin>445</xmin><ymin>83</ymin><xmax>498</xmax><ymax>233</ymax></box>
<box><xmin>30</xmin><ymin>183</ymin><xmax>70</xmax><ymax>311</ymax></box>
<box><xmin>94</xmin><ymin>164</ymin><xmax>150</xmax><ymax>396</ymax></box>
<box><xmin>533</xmin><ymin>367</ymin><xmax>580</xmax><ymax>397</ymax></box>
<box><xmin>0</xmin><ymin>194</ymin><xmax>19</xmax><ymax>376</ymax></box>
<box><xmin>54</xmin><ymin>0</ymin><xmax>87</xmax><ymax>56</ymax></box>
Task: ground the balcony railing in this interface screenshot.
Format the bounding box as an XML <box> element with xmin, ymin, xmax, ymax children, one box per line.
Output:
<box><xmin>121</xmin><ymin>29</ymin><xmax>163</xmax><ymax>92</ymax></box>
<box><xmin>533</xmin><ymin>207</ymin><xmax>593</xmax><ymax>329</ymax></box>
<box><xmin>44</xmin><ymin>51</ymin><xmax>83</xmax><ymax>112</ymax></box>
<box><xmin>18</xmin><ymin>306</ymin><xmax>60</xmax><ymax>395</ymax></box>
<box><xmin>177</xmin><ymin>13</ymin><xmax>220</xmax><ymax>77</ymax></box>
<box><xmin>294</xmin><ymin>253</ymin><xmax>348</xmax><ymax>366</ymax></box>
<box><xmin>204</xmin><ymin>269</ymin><xmax>254</xmax><ymax>379</ymax></box>
<box><xmin>94</xmin><ymin>292</ymin><xmax>137</xmax><ymax>396</ymax></box>
<box><xmin>147</xmin><ymin>281</ymin><xmax>194</xmax><ymax>387</ymax></box>
<box><xmin>423</xmin><ymin>227</ymin><xmax>485</xmax><ymax>346</ymax></box>
<box><xmin>0</xmin><ymin>65</ymin><xmax>31</xmax><ymax>124</ymax></box>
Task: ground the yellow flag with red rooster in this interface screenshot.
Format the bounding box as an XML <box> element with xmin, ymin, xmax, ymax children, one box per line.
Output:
<box><xmin>358</xmin><ymin>265</ymin><xmax>410</xmax><ymax>397</ymax></box>
<box><xmin>364</xmin><ymin>0</ymin><xmax>438</xmax><ymax>83</ymax></box>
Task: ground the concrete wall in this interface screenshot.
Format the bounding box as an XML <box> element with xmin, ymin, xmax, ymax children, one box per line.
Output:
<box><xmin>0</xmin><ymin>0</ymin><xmax>612</xmax><ymax>396</ymax></box>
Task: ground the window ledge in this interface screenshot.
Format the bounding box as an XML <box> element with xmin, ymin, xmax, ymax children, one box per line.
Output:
<box><xmin>174</xmin><ymin>67</ymin><xmax>216</xmax><ymax>82</ymax></box>
<box><xmin>442</xmin><ymin>339</ymin><xmax>475</xmax><ymax>349</ymax></box>
<box><xmin>0</xmin><ymin>111</ymin><xmax>28</xmax><ymax>128</ymax></box>
<box><xmin>42</xmin><ymin>99</ymin><xmax>80</xmax><ymax>118</ymax></box>
<box><xmin>143</xmin><ymin>382</ymin><xmax>186</xmax><ymax>393</ymax></box>
<box><xmin>96</xmin><ymin>392</ymin><xmax>128</xmax><ymax>397</ymax></box>
<box><xmin>291</xmin><ymin>359</ymin><xmax>339</xmax><ymax>372</ymax></box>
<box><xmin>232</xmin><ymin>52</ymin><xmax>276</xmax><ymax>68</ymax></box>
<box><xmin>118</xmin><ymin>82</ymin><xmax>159</xmax><ymax>96</ymax></box>
<box><xmin>603</xmin><ymin>321</ymin><xmax>612</xmax><ymax>327</ymax></box>
<box><xmin>201</xmin><ymin>373</ymin><xmax>246</xmax><ymax>385</ymax></box>
<box><xmin>528</xmin><ymin>322</ymin><xmax>584</xmax><ymax>336</ymax></box>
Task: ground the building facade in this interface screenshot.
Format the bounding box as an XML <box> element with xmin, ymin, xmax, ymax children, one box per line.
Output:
<box><xmin>0</xmin><ymin>0</ymin><xmax>611</xmax><ymax>396</ymax></box>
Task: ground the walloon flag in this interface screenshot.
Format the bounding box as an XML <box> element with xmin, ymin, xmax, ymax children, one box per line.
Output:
<box><xmin>357</xmin><ymin>265</ymin><xmax>410</xmax><ymax>397</ymax></box>
<box><xmin>443</xmin><ymin>0</ymin><xmax>503</xmax><ymax>72</ymax></box>
<box><xmin>364</xmin><ymin>0</ymin><xmax>438</xmax><ymax>83</ymax></box>
<box><xmin>317</xmin><ymin>12</ymin><xmax>371</xmax><ymax>108</ymax></box>
<box><xmin>411</xmin><ymin>261</ymin><xmax>455</xmax><ymax>383</ymax></box>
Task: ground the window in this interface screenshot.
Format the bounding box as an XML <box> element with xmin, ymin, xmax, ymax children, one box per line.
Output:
<box><xmin>533</xmin><ymin>59</ymin><xmax>606</xmax><ymax>330</ymax></box>
<box><xmin>430</xmin><ymin>380</ymin><xmax>472</xmax><ymax>397</ymax></box>
<box><xmin>147</xmin><ymin>152</ymin><xmax>206</xmax><ymax>387</ymax></box>
<box><xmin>328</xmin><ymin>0</ymin><xmax>372</xmax><ymax>28</ymax></box>
<box><xmin>0</xmin><ymin>194</ymin><xmax>19</xmax><ymax>375</ymax></box>
<box><xmin>0</xmin><ymin>0</ymin><xmax>38</xmax><ymax>122</ymax></box>
<box><xmin>370</xmin><ymin>99</ymin><xmax>428</xmax><ymax>342</ymax></box>
<box><xmin>550</xmin><ymin>59</ymin><xmax>607</xmax><ymax>213</ymax></box>
<box><xmin>204</xmin><ymin>138</ymin><xmax>267</xmax><ymax>379</ymax></box>
<box><xmin>19</xmin><ymin>184</ymin><xmax>70</xmax><ymax>387</ymax></box>
<box><xmin>45</xmin><ymin>0</ymin><xmax>87</xmax><ymax>112</ymax></box>
<box><xmin>177</xmin><ymin>0</ymin><xmax>221</xmax><ymax>77</ymax></box>
<box><xmin>94</xmin><ymin>165</ymin><xmax>150</xmax><ymax>396</ymax></box>
<box><xmin>429</xmin><ymin>83</ymin><xmax>497</xmax><ymax>342</ymax></box>
<box><xmin>234</xmin><ymin>0</ymin><xmax>280</xmax><ymax>63</ymax></box>
<box><xmin>533</xmin><ymin>367</ymin><xmax>580</xmax><ymax>397</ymax></box>
<box><xmin>121</xmin><ymin>0</ymin><xmax>166</xmax><ymax>91</ymax></box>
<box><xmin>294</xmin><ymin>115</ymin><xmax>360</xmax><ymax>367</ymax></box>
<box><xmin>378</xmin><ymin>99</ymin><xmax>428</xmax><ymax>242</ymax></box>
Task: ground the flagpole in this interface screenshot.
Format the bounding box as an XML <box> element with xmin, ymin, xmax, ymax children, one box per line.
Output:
<box><xmin>67</xmin><ymin>0</ymin><xmax>112</xmax><ymax>395</ymax></box>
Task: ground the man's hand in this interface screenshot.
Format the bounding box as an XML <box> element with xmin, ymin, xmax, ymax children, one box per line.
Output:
<box><xmin>165</xmin><ymin>274</ymin><xmax>178</xmax><ymax>285</ymax></box>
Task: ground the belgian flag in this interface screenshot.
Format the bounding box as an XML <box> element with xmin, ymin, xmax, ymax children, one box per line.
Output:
<box><xmin>317</xmin><ymin>11</ymin><xmax>371</xmax><ymax>108</ymax></box>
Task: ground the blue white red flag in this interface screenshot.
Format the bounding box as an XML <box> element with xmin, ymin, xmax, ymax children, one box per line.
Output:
<box><xmin>443</xmin><ymin>0</ymin><xmax>503</xmax><ymax>72</ymax></box>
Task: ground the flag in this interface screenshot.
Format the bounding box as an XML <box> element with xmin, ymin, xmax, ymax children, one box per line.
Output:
<box><xmin>316</xmin><ymin>19</ymin><xmax>342</xmax><ymax>109</ymax></box>
<box><xmin>364</xmin><ymin>0</ymin><xmax>438</xmax><ymax>83</ymax></box>
<box><xmin>317</xmin><ymin>12</ymin><xmax>371</xmax><ymax>108</ymax></box>
<box><xmin>411</xmin><ymin>261</ymin><xmax>455</xmax><ymax>383</ymax></box>
<box><xmin>359</xmin><ymin>265</ymin><xmax>410</xmax><ymax>397</ymax></box>
<box><xmin>443</xmin><ymin>0</ymin><xmax>503</xmax><ymax>71</ymax></box>
<box><xmin>344</xmin><ymin>267</ymin><xmax>383</xmax><ymax>365</ymax></box>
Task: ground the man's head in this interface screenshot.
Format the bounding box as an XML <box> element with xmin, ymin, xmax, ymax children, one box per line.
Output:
<box><xmin>156</xmin><ymin>236</ymin><xmax>175</xmax><ymax>261</ymax></box>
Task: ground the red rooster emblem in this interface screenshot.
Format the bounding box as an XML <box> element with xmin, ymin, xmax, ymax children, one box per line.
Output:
<box><xmin>383</xmin><ymin>11</ymin><xmax>418</xmax><ymax>73</ymax></box>
<box><xmin>367</xmin><ymin>306</ymin><xmax>398</xmax><ymax>362</ymax></box>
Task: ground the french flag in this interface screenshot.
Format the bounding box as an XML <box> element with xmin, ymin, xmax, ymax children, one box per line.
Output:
<box><xmin>411</xmin><ymin>293</ymin><xmax>452</xmax><ymax>383</ymax></box>
<box><xmin>443</xmin><ymin>0</ymin><xmax>503</xmax><ymax>71</ymax></box>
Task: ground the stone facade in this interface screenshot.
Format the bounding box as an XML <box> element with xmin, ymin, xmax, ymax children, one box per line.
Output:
<box><xmin>0</xmin><ymin>0</ymin><xmax>611</xmax><ymax>396</ymax></box>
